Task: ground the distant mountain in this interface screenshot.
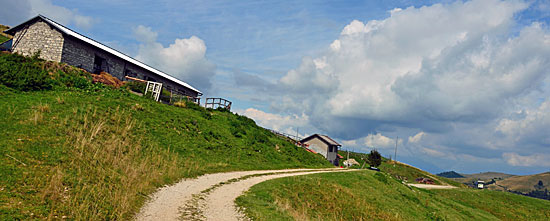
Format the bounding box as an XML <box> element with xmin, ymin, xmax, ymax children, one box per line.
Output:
<box><xmin>437</xmin><ymin>171</ymin><xmax>465</xmax><ymax>178</ymax></box>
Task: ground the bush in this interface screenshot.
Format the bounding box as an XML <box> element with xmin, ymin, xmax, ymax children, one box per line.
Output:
<box><xmin>0</xmin><ymin>52</ymin><xmax>54</xmax><ymax>91</ymax></box>
<box><xmin>0</xmin><ymin>52</ymin><xmax>99</xmax><ymax>91</ymax></box>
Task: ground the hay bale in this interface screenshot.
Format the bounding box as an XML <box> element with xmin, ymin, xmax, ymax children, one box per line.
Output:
<box><xmin>91</xmin><ymin>71</ymin><xmax>125</xmax><ymax>88</ymax></box>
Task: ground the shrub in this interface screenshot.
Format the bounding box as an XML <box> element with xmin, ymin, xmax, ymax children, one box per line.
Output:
<box><xmin>0</xmin><ymin>52</ymin><xmax>54</xmax><ymax>91</ymax></box>
<box><xmin>125</xmin><ymin>81</ymin><xmax>146</xmax><ymax>94</ymax></box>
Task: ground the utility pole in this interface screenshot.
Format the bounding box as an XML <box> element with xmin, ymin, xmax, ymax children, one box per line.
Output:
<box><xmin>295</xmin><ymin>127</ymin><xmax>299</xmax><ymax>141</ymax></box>
<box><xmin>394</xmin><ymin>136</ymin><xmax>398</xmax><ymax>167</ymax></box>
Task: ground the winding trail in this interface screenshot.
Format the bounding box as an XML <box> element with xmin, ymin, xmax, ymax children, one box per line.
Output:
<box><xmin>136</xmin><ymin>168</ymin><xmax>352</xmax><ymax>221</ymax></box>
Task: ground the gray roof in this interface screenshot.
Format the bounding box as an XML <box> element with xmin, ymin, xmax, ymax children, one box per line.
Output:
<box><xmin>318</xmin><ymin>135</ymin><xmax>341</xmax><ymax>146</ymax></box>
<box><xmin>5</xmin><ymin>15</ymin><xmax>201</xmax><ymax>95</ymax></box>
<box><xmin>301</xmin><ymin>134</ymin><xmax>341</xmax><ymax>146</ymax></box>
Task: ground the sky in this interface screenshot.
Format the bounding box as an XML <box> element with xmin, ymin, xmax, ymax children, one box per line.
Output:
<box><xmin>1</xmin><ymin>0</ymin><xmax>549</xmax><ymax>175</ymax></box>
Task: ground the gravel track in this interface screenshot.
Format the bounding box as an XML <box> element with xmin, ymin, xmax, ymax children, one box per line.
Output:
<box><xmin>135</xmin><ymin>168</ymin><xmax>349</xmax><ymax>221</ymax></box>
<box><xmin>408</xmin><ymin>183</ymin><xmax>457</xmax><ymax>189</ymax></box>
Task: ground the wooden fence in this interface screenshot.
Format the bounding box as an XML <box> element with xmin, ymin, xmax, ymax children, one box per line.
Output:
<box><xmin>205</xmin><ymin>98</ymin><xmax>232</xmax><ymax>110</ymax></box>
<box><xmin>267</xmin><ymin>129</ymin><xmax>302</xmax><ymax>144</ymax></box>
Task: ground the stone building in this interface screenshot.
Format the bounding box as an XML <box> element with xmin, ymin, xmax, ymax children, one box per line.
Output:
<box><xmin>300</xmin><ymin>134</ymin><xmax>342</xmax><ymax>166</ymax></box>
<box><xmin>4</xmin><ymin>15</ymin><xmax>201</xmax><ymax>97</ymax></box>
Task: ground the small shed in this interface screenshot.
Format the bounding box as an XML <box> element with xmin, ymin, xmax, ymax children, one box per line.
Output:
<box><xmin>300</xmin><ymin>134</ymin><xmax>341</xmax><ymax>166</ymax></box>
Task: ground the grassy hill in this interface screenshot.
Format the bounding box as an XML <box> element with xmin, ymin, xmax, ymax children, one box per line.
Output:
<box><xmin>0</xmin><ymin>52</ymin><xmax>332</xmax><ymax>220</ymax></box>
<box><xmin>489</xmin><ymin>172</ymin><xmax>550</xmax><ymax>193</ymax></box>
<box><xmin>237</xmin><ymin>170</ymin><xmax>550</xmax><ymax>220</ymax></box>
<box><xmin>452</xmin><ymin>172</ymin><xmax>516</xmax><ymax>187</ymax></box>
<box><xmin>339</xmin><ymin>150</ymin><xmax>463</xmax><ymax>187</ymax></box>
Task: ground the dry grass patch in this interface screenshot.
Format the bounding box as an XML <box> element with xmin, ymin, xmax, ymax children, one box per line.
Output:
<box><xmin>39</xmin><ymin>108</ymin><xmax>191</xmax><ymax>220</ymax></box>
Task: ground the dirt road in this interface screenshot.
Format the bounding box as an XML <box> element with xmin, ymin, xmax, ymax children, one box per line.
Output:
<box><xmin>408</xmin><ymin>183</ymin><xmax>457</xmax><ymax>189</ymax></box>
<box><xmin>135</xmin><ymin>168</ymin><xmax>351</xmax><ymax>221</ymax></box>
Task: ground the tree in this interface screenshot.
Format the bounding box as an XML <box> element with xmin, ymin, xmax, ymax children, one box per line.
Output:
<box><xmin>368</xmin><ymin>149</ymin><xmax>382</xmax><ymax>168</ymax></box>
<box><xmin>534</xmin><ymin>180</ymin><xmax>544</xmax><ymax>190</ymax></box>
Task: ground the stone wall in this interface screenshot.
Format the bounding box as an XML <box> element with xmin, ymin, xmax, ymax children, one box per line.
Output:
<box><xmin>12</xmin><ymin>21</ymin><xmax>64</xmax><ymax>62</ymax></box>
<box><xmin>61</xmin><ymin>38</ymin><xmax>200</xmax><ymax>97</ymax></box>
<box><xmin>61</xmin><ymin>37</ymin><xmax>125</xmax><ymax>78</ymax></box>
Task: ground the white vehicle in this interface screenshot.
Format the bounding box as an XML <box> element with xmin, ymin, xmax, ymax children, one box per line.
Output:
<box><xmin>476</xmin><ymin>180</ymin><xmax>485</xmax><ymax>189</ymax></box>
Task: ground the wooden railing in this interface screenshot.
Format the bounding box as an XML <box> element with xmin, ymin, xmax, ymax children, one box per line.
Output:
<box><xmin>205</xmin><ymin>97</ymin><xmax>232</xmax><ymax>110</ymax></box>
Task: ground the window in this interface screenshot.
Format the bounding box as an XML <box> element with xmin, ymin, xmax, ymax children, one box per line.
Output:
<box><xmin>124</xmin><ymin>69</ymin><xmax>137</xmax><ymax>77</ymax></box>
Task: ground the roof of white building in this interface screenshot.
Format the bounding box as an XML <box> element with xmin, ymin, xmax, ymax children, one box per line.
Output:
<box><xmin>300</xmin><ymin>134</ymin><xmax>342</xmax><ymax>146</ymax></box>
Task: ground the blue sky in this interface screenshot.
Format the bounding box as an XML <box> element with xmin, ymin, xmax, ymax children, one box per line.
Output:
<box><xmin>2</xmin><ymin>0</ymin><xmax>550</xmax><ymax>175</ymax></box>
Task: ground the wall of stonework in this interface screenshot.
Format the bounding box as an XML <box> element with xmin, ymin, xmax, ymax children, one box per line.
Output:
<box><xmin>61</xmin><ymin>38</ymin><xmax>200</xmax><ymax>97</ymax></box>
<box><xmin>12</xmin><ymin>21</ymin><xmax>64</xmax><ymax>62</ymax></box>
<box><xmin>61</xmin><ymin>37</ymin><xmax>125</xmax><ymax>78</ymax></box>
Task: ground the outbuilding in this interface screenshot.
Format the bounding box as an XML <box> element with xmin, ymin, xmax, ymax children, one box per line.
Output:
<box><xmin>300</xmin><ymin>134</ymin><xmax>341</xmax><ymax>166</ymax></box>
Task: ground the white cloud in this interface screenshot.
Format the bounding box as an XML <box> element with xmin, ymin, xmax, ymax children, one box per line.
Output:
<box><xmin>0</xmin><ymin>0</ymin><xmax>95</xmax><ymax>29</ymax></box>
<box><xmin>421</xmin><ymin>147</ymin><xmax>447</xmax><ymax>158</ymax></box>
<box><xmin>275</xmin><ymin>0</ymin><xmax>550</xmax><ymax>140</ymax></box>
<box><xmin>133</xmin><ymin>25</ymin><xmax>158</xmax><ymax>43</ymax></box>
<box><xmin>341</xmin><ymin>139</ymin><xmax>357</xmax><ymax>146</ymax></box>
<box><xmin>496</xmin><ymin>100</ymin><xmax>550</xmax><ymax>146</ymax></box>
<box><xmin>364</xmin><ymin>133</ymin><xmax>402</xmax><ymax>149</ymax></box>
<box><xmin>134</xmin><ymin>26</ymin><xmax>216</xmax><ymax>91</ymax></box>
<box><xmin>408</xmin><ymin>132</ymin><xmax>425</xmax><ymax>143</ymax></box>
<box><xmin>237</xmin><ymin>108</ymin><xmax>309</xmax><ymax>136</ymax></box>
<box><xmin>257</xmin><ymin>0</ymin><xmax>550</xmax><ymax>172</ymax></box>
<box><xmin>503</xmin><ymin>152</ymin><xmax>550</xmax><ymax>167</ymax></box>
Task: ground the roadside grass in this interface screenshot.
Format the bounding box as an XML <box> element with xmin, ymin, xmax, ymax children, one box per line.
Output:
<box><xmin>0</xmin><ymin>53</ymin><xmax>332</xmax><ymax>220</ymax></box>
<box><xmin>340</xmin><ymin>150</ymin><xmax>463</xmax><ymax>187</ymax></box>
<box><xmin>237</xmin><ymin>170</ymin><xmax>550</xmax><ymax>220</ymax></box>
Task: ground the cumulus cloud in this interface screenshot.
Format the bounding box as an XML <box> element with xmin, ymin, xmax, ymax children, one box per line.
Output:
<box><xmin>503</xmin><ymin>152</ymin><xmax>550</xmax><ymax>167</ymax></box>
<box><xmin>0</xmin><ymin>0</ymin><xmax>95</xmax><ymax>29</ymax></box>
<box><xmin>421</xmin><ymin>147</ymin><xmax>448</xmax><ymax>158</ymax></box>
<box><xmin>364</xmin><ymin>133</ymin><xmax>402</xmax><ymax>149</ymax></box>
<box><xmin>408</xmin><ymin>132</ymin><xmax>425</xmax><ymax>143</ymax></box>
<box><xmin>278</xmin><ymin>0</ymin><xmax>547</xmax><ymax>137</ymax></box>
<box><xmin>237</xmin><ymin>108</ymin><xmax>309</xmax><ymax>136</ymax></box>
<box><xmin>134</xmin><ymin>25</ymin><xmax>216</xmax><ymax>91</ymax></box>
<box><xmin>272</xmin><ymin>0</ymin><xmax>550</xmax><ymax>141</ymax></box>
<box><xmin>133</xmin><ymin>25</ymin><xmax>158</xmax><ymax>43</ymax></box>
<box><xmin>234</xmin><ymin>0</ymin><xmax>550</xmax><ymax>173</ymax></box>
<box><xmin>496</xmin><ymin>100</ymin><xmax>550</xmax><ymax>146</ymax></box>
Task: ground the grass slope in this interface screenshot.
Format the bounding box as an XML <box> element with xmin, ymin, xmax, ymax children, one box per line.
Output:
<box><xmin>0</xmin><ymin>53</ymin><xmax>332</xmax><ymax>220</ymax></box>
<box><xmin>237</xmin><ymin>171</ymin><xmax>550</xmax><ymax>220</ymax></box>
<box><xmin>490</xmin><ymin>172</ymin><xmax>550</xmax><ymax>193</ymax></box>
<box><xmin>453</xmin><ymin>172</ymin><xmax>516</xmax><ymax>187</ymax></box>
<box><xmin>339</xmin><ymin>150</ymin><xmax>462</xmax><ymax>187</ymax></box>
